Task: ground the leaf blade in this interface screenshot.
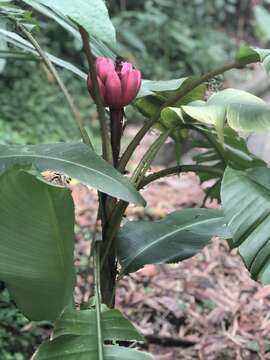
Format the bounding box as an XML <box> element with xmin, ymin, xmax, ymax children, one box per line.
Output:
<box><xmin>221</xmin><ymin>167</ymin><xmax>270</xmax><ymax>284</ymax></box>
<box><xmin>182</xmin><ymin>88</ymin><xmax>270</xmax><ymax>133</ymax></box>
<box><xmin>0</xmin><ymin>143</ymin><xmax>145</xmax><ymax>205</ymax></box>
<box><xmin>116</xmin><ymin>208</ymin><xmax>230</xmax><ymax>274</ymax></box>
<box><xmin>0</xmin><ymin>28</ymin><xmax>87</xmax><ymax>79</ymax></box>
<box><xmin>53</xmin><ymin>308</ymin><xmax>143</xmax><ymax>342</ymax></box>
<box><xmin>32</xmin><ymin>336</ymin><xmax>153</xmax><ymax>360</ymax></box>
<box><xmin>0</xmin><ymin>166</ymin><xmax>75</xmax><ymax>321</ymax></box>
<box><xmin>21</xmin><ymin>0</ymin><xmax>116</xmax><ymax>58</ymax></box>
<box><xmin>32</xmin><ymin>308</ymin><xmax>152</xmax><ymax>360</ymax></box>
<box><xmin>37</xmin><ymin>0</ymin><xmax>116</xmax><ymax>44</ymax></box>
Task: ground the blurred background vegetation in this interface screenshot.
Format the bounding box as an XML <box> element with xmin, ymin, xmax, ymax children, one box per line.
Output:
<box><xmin>1</xmin><ymin>0</ymin><xmax>269</xmax><ymax>146</ymax></box>
<box><xmin>1</xmin><ymin>0</ymin><xmax>270</xmax><ymax>358</ymax></box>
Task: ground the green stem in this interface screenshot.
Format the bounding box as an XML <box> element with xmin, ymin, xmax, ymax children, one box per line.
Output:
<box><xmin>110</xmin><ymin>273</ymin><xmax>124</xmax><ymax>307</ymax></box>
<box><xmin>202</xmin><ymin>178</ymin><xmax>222</xmax><ymax>207</ymax></box>
<box><xmin>131</xmin><ymin>128</ymin><xmax>172</xmax><ymax>186</ymax></box>
<box><xmin>139</xmin><ymin>165</ymin><xmax>223</xmax><ymax>188</ymax></box>
<box><xmin>93</xmin><ymin>240</ymin><xmax>104</xmax><ymax>360</ymax></box>
<box><xmin>191</xmin><ymin>125</ymin><xmax>228</xmax><ymax>165</ymax></box>
<box><xmin>163</xmin><ymin>62</ymin><xmax>237</xmax><ymax>108</ymax></box>
<box><xmin>117</xmin><ymin>61</ymin><xmax>238</xmax><ymax>173</ymax></box>
<box><xmin>100</xmin><ymin>201</ymin><xmax>127</xmax><ymax>270</ymax></box>
<box><xmin>110</xmin><ymin>109</ymin><xmax>124</xmax><ymax>167</ymax></box>
<box><xmin>102</xmin><ymin>164</ymin><xmax>223</xmax><ymax>271</ymax></box>
<box><xmin>183</xmin><ymin>123</ymin><xmax>228</xmax><ymax>165</ymax></box>
<box><xmin>103</xmin><ymin>157</ymin><xmax>223</xmax><ymax>271</ymax></box>
<box><xmin>79</xmin><ymin>29</ymin><xmax>115</xmax><ymax>305</ymax></box>
<box><xmin>18</xmin><ymin>23</ymin><xmax>93</xmax><ymax>149</ymax></box>
<box><xmin>101</xmin><ymin>129</ymin><xmax>172</xmax><ymax>270</ymax></box>
<box><xmin>79</xmin><ymin>26</ymin><xmax>113</xmax><ymax>163</ymax></box>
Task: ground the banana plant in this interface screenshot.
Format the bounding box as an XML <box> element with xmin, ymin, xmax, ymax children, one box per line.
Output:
<box><xmin>1</xmin><ymin>1</ymin><xmax>270</xmax><ymax>359</ymax></box>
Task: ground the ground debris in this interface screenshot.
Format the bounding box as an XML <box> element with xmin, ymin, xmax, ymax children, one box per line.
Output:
<box><xmin>116</xmin><ymin>238</ymin><xmax>270</xmax><ymax>359</ymax></box>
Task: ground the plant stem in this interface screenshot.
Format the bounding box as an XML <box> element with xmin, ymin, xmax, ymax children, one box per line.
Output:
<box><xmin>200</xmin><ymin>130</ymin><xmax>227</xmax><ymax>165</ymax></box>
<box><xmin>100</xmin><ymin>201</ymin><xmax>128</xmax><ymax>271</ymax></box>
<box><xmin>101</xmin><ymin>129</ymin><xmax>172</xmax><ymax>270</ymax></box>
<box><xmin>79</xmin><ymin>26</ymin><xmax>113</xmax><ymax>163</ymax></box>
<box><xmin>201</xmin><ymin>178</ymin><xmax>222</xmax><ymax>207</ymax></box>
<box><xmin>93</xmin><ymin>240</ymin><xmax>104</xmax><ymax>360</ymax></box>
<box><xmin>18</xmin><ymin>23</ymin><xmax>94</xmax><ymax>149</ymax></box>
<box><xmin>110</xmin><ymin>109</ymin><xmax>124</xmax><ymax>167</ymax></box>
<box><xmin>101</xmin><ymin>164</ymin><xmax>223</xmax><ymax>271</ymax></box>
<box><xmin>100</xmin><ymin>61</ymin><xmax>238</xmax><ymax>299</ymax></box>
<box><xmin>131</xmin><ymin>128</ymin><xmax>172</xmax><ymax>186</ymax></box>
<box><xmin>79</xmin><ymin>28</ymin><xmax>120</xmax><ymax>307</ymax></box>
<box><xmin>139</xmin><ymin>165</ymin><xmax>223</xmax><ymax>188</ymax></box>
<box><xmin>117</xmin><ymin>61</ymin><xmax>238</xmax><ymax>173</ymax></box>
<box><xmin>185</xmin><ymin>124</ymin><xmax>228</xmax><ymax>165</ymax></box>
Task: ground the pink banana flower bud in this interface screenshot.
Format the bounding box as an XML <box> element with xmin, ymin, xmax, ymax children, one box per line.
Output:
<box><xmin>87</xmin><ymin>57</ymin><xmax>141</xmax><ymax>109</ymax></box>
<box><xmin>87</xmin><ymin>57</ymin><xmax>141</xmax><ymax>167</ymax></box>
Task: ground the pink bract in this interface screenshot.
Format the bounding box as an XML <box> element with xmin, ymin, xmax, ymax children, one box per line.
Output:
<box><xmin>87</xmin><ymin>57</ymin><xmax>141</xmax><ymax>109</ymax></box>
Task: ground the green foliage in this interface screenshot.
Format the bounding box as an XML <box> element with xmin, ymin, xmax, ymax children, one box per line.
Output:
<box><xmin>136</xmin><ymin>77</ymin><xmax>205</xmax><ymax>152</ymax></box>
<box><xmin>21</xmin><ymin>0</ymin><xmax>116</xmax><ymax>59</ymax></box>
<box><xmin>116</xmin><ymin>208</ymin><xmax>230</xmax><ymax>274</ymax></box>
<box><xmin>235</xmin><ymin>46</ymin><xmax>270</xmax><ymax>71</ymax></box>
<box><xmin>182</xmin><ymin>88</ymin><xmax>270</xmax><ymax>137</ymax></box>
<box><xmin>53</xmin><ymin>307</ymin><xmax>143</xmax><ymax>341</ymax></box>
<box><xmin>109</xmin><ymin>0</ymin><xmax>241</xmax><ymax>24</ymax></box>
<box><xmin>197</xmin><ymin>127</ymin><xmax>266</xmax><ymax>170</ymax></box>
<box><xmin>2</xmin><ymin>1</ymin><xmax>270</xmax><ymax>359</ymax></box>
<box><xmin>254</xmin><ymin>4</ymin><xmax>270</xmax><ymax>42</ymax></box>
<box><xmin>33</xmin><ymin>337</ymin><xmax>152</xmax><ymax>360</ymax></box>
<box><xmin>0</xmin><ymin>61</ymin><xmax>90</xmax><ymax>144</ymax></box>
<box><xmin>0</xmin><ymin>28</ymin><xmax>87</xmax><ymax>79</ymax></box>
<box><xmin>109</xmin><ymin>0</ymin><xmax>236</xmax><ymax>79</ymax></box>
<box><xmin>0</xmin><ymin>0</ymin><xmax>38</xmax><ymax>31</ymax></box>
<box><xmin>191</xmin><ymin>127</ymin><xmax>266</xmax><ymax>200</ymax></box>
<box><xmin>37</xmin><ymin>0</ymin><xmax>116</xmax><ymax>44</ymax></box>
<box><xmin>137</xmin><ymin>78</ymin><xmax>206</xmax><ymax>117</ymax></box>
<box><xmin>157</xmin><ymin>86</ymin><xmax>270</xmax><ymax>146</ymax></box>
<box><xmin>108</xmin><ymin>0</ymin><xmax>248</xmax><ymax>31</ymax></box>
<box><xmin>0</xmin><ymin>142</ymin><xmax>145</xmax><ymax>205</ymax></box>
<box><xmin>0</xmin><ymin>166</ymin><xmax>75</xmax><ymax>321</ymax></box>
<box><xmin>221</xmin><ymin>167</ymin><xmax>270</xmax><ymax>284</ymax></box>
<box><xmin>0</xmin><ymin>16</ymin><xmax>7</xmax><ymax>73</ymax></box>
<box><xmin>33</xmin><ymin>307</ymin><xmax>152</xmax><ymax>360</ymax></box>
<box><xmin>0</xmin><ymin>287</ymin><xmax>50</xmax><ymax>360</ymax></box>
